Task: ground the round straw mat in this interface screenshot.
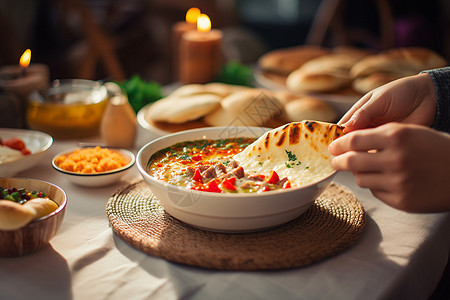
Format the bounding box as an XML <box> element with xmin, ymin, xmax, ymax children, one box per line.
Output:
<box><xmin>106</xmin><ymin>180</ymin><xmax>366</xmax><ymax>271</ymax></box>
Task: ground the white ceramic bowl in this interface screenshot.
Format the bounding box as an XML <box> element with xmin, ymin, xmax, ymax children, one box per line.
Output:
<box><xmin>0</xmin><ymin>128</ymin><xmax>53</xmax><ymax>177</ymax></box>
<box><xmin>0</xmin><ymin>177</ymin><xmax>67</xmax><ymax>257</ymax></box>
<box><xmin>52</xmin><ymin>147</ymin><xmax>135</xmax><ymax>187</ymax></box>
<box><xmin>136</xmin><ymin>126</ymin><xmax>337</xmax><ymax>232</ymax></box>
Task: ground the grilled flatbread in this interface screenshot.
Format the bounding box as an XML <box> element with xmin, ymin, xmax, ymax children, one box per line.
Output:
<box><xmin>233</xmin><ymin>121</ymin><xmax>344</xmax><ymax>187</ymax></box>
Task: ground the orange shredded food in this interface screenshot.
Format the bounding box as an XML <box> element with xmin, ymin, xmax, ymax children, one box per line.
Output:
<box><xmin>55</xmin><ymin>146</ymin><xmax>129</xmax><ymax>173</ymax></box>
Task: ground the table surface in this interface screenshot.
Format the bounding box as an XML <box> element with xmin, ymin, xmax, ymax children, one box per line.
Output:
<box><xmin>1</xmin><ymin>131</ymin><xmax>450</xmax><ymax>300</ymax></box>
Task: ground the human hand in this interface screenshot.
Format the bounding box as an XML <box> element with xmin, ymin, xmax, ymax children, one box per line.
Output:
<box><xmin>339</xmin><ymin>73</ymin><xmax>437</xmax><ymax>133</ymax></box>
<box><xmin>329</xmin><ymin>122</ymin><xmax>450</xmax><ymax>213</ymax></box>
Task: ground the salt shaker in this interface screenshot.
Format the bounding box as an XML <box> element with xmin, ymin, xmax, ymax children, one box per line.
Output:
<box><xmin>100</xmin><ymin>82</ymin><xmax>137</xmax><ymax>148</ymax></box>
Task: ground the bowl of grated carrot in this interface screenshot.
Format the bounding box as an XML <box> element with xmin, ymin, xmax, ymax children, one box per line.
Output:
<box><xmin>52</xmin><ymin>146</ymin><xmax>135</xmax><ymax>187</ymax></box>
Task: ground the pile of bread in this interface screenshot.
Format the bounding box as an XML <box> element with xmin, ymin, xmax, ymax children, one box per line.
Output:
<box><xmin>145</xmin><ymin>83</ymin><xmax>338</xmax><ymax>128</ymax></box>
<box><xmin>258</xmin><ymin>45</ymin><xmax>448</xmax><ymax>94</ymax></box>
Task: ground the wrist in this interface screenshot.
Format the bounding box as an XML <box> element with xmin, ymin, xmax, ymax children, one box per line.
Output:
<box><xmin>416</xmin><ymin>72</ymin><xmax>437</xmax><ymax>127</ymax></box>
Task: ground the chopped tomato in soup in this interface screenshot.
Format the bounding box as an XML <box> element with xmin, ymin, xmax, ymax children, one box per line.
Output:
<box><xmin>147</xmin><ymin>138</ymin><xmax>291</xmax><ymax>193</ymax></box>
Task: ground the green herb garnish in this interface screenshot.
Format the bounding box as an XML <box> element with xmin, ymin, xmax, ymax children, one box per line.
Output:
<box><xmin>178</xmin><ymin>154</ymin><xmax>192</xmax><ymax>161</ymax></box>
<box><xmin>285</xmin><ymin>150</ymin><xmax>297</xmax><ymax>162</ymax></box>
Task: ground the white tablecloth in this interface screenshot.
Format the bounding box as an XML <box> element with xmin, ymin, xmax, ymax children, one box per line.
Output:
<box><xmin>1</xmin><ymin>135</ymin><xmax>449</xmax><ymax>300</ymax></box>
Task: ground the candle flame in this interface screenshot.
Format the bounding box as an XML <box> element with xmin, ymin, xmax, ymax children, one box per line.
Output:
<box><xmin>19</xmin><ymin>49</ymin><xmax>31</xmax><ymax>68</ymax></box>
<box><xmin>186</xmin><ymin>7</ymin><xmax>200</xmax><ymax>24</ymax></box>
<box><xmin>197</xmin><ymin>14</ymin><xmax>211</xmax><ymax>32</ymax></box>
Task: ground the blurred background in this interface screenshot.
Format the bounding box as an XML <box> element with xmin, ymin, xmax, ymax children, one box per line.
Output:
<box><xmin>0</xmin><ymin>0</ymin><xmax>448</xmax><ymax>84</ymax></box>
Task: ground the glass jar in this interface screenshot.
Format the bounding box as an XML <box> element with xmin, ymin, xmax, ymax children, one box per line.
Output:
<box><xmin>27</xmin><ymin>79</ymin><xmax>108</xmax><ymax>139</ymax></box>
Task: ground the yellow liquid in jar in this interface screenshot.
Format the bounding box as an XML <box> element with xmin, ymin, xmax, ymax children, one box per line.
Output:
<box><xmin>27</xmin><ymin>94</ymin><xmax>108</xmax><ymax>139</ymax></box>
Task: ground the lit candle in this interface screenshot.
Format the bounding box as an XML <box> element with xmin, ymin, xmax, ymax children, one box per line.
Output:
<box><xmin>178</xmin><ymin>13</ymin><xmax>223</xmax><ymax>84</ymax></box>
<box><xmin>0</xmin><ymin>49</ymin><xmax>49</xmax><ymax>96</ymax></box>
<box><xmin>0</xmin><ymin>49</ymin><xmax>49</xmax><ymax>128</ymax></box>
<box><xmin>19</xmin><ymin>49</ymin><xmax>31</xmax><ymax>77</ymax></box>
<box><xmin>171</xmin><ymin>7</ymin><xmax>201</xmax><ymax>80</ymax></box>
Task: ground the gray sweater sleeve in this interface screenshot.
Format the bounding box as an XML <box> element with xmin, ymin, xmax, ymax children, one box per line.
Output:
<box><xmin>421</xmin><ymin>67</ymin><xmax>450</xmax><ymax>133</ymax></box>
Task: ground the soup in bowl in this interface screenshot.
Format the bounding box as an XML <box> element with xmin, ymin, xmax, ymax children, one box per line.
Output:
<box><xmin>137</xmin><ymin>121</ymin><xmax>344</xmax><ymax>232</ymax></box>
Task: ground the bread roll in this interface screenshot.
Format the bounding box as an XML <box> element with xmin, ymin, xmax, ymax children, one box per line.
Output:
<box><xmin>147</xmin><ymin>94</ymin><xmax>221</xmax><ymax>124</ymax></box>
<box><xmin>352</xmin><ymin>72</ymin><xmax>403</xmax><ymax>94</ymax></box>
<box><xmin>258</xmin><ymin>45</ymin><xmax>330</xmax><ymax>75</ymax></box>
<box><xmin>24</xmin><ymin>198</ymin><xmax>59</xmax><ymax>219</ymax></box>
<box><xmin>286</xmin><ymin>53</ymin><xmax>365</xmax><ymax>93</ymax></box>
<box><xmin>350</xmin><ymin>47</ymin><xmax>447</xmax><ymax>78</ymax></box>
<box><xmin>287</xmin><ymin>70</ymin><xmax>352</xmax><ymax>93</ymax></box>
<box><xmin>203</xmin><ymin>82</ymin><xmax>249</xmax><ymax>97</ymax></box>
<box><xmin>298</xmin><ymin>54</ymin><xmax>365</xmax><ymax>74</ymax></box>
<box><xmin>204</xmin><ymin>105</ymin><xmax>257</xmax><ymax>127</ymax></box>
<box><xmin>221</xmin><ymin>89</ymin><xmax>284</xmax><ymax>120</ymax></box>
<box><xmin>169</xmin><ymin>84</ymin><xmax>206</xmax><ymax>97</ymax></box>
<box><xmin>204</xmin><ymin>89</ymin><xmax>284</xmax><ymax>127</ymax></box>
<box><xmin>0</xmin><ymin>200</ymin><xmax>35</xmax><ymax>230</ymax></box>
<box><xmin>283</xmin><ymin>97</ymin><xmax>337</xmax><ymax>123</ymax></box>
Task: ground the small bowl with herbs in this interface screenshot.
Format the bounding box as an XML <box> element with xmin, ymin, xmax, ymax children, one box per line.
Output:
<box><xmin>0</xmin><ymin>177</ymin><xmax>67</xmax><ymax>257</ymax></box>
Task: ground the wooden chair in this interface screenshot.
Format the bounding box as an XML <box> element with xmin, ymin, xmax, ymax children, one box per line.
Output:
<box><xmin>306</xmin><ymin>0</ymin><xmax>395</xmax><ymax>49</ymax></box>
<box><xmin>57</xmin><ymin>0</ymin><xmax>126</xmax><ymax>81</ymax></box>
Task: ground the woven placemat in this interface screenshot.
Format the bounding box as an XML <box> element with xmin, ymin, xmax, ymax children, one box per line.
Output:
<box><xmin>106</xmin><ymin>180</ymin><xmax>366</xmax><ymax>271</ymax></box>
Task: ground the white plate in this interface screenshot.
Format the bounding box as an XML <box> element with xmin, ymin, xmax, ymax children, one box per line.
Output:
<box><xmin>135</xmin><ymin>82</ymin><xmax>183</xmax><ymax>144</ymax></box>
<box><xmin>137</xmin><ymin>104</ymin><xmax>171</xmax><ymax>137</ymax></box>
<box><xmin>0</xmin><ymin>128</ymin><xmax>53</xmax><ymax>177</ymax></box>
<box><xmin>136</xmin><ymin>103</ymin><xmax>214</xmax><ymax>148</ymax></box>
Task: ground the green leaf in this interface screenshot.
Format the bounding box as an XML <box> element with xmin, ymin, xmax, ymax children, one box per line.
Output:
<box><xmin>215</xmin><ymin>61</ymin><xmax>254</xmax><ymax>87</ymax></box>
<box><xmin>116</xmin><ymin>75</ymin><xmax>163</xmax><ymax>114</ymax></box>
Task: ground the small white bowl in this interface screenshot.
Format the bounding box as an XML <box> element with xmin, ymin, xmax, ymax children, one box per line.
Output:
<box><xmin>136</xmin><ymin>126</ymin><xmax>337</xmax><ymax>232</ymax></box>
<box><xmin>52</xmin><ymin>147</ymin><xmax>135</xmax><ymax>187</ymax></box>
<box><xmin>0</xmin><ymin>128</ymin><xmax>53</xmax><ymax>177</ymax></box>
